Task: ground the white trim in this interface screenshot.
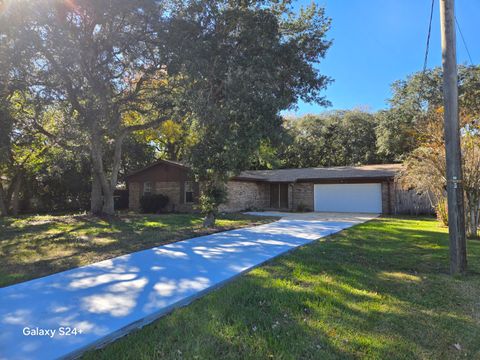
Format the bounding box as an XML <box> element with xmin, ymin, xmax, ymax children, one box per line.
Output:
<box><xmin>143</xmin><ymin>181</ymin><xmax>152</xmax><ymax>195</ymax></box>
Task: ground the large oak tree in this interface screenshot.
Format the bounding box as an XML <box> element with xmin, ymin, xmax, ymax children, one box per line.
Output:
<box><xmin>4</xmin><ymin>0</ymin><xmax>179</xmax><ymax>215</ymax></box>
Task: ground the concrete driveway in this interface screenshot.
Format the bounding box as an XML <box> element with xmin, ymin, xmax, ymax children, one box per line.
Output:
<box><xmin>0</xmin><ymin>212</ymin><xmax>376</xmax><ymax>360</ymax></box>
<box><xmin>246</xmin><ymin>211</ymin><xmax>379</xmax><ymax>222</ymax></box>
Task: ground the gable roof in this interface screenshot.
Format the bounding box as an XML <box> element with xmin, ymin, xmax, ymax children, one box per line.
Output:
<box><xmin>232</xmin><ymin>164</ymin><xmax>402</xmax><ymax>183</ymax></box>
<box><xmin>126</xmin><ymin>159</ymin><xmax>190</xmax><ymax>179</ymax></box>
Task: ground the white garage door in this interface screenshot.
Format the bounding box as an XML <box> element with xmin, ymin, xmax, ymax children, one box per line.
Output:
<box><xmin>314</xmin><ymin>183</ymin><xmax>382</xmax><ymax>213</ymax></box>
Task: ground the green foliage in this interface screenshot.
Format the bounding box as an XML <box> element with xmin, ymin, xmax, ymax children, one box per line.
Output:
<box><xmin>0</xmin><ymin>102</ymin><xmax>156</xmax><ymax>214</ymax></box>
<box><xmin>1</xmin><ymin>0</ymin><xmax>334</xmax><ymax>218</ymax></box>
<box><xmin>1</xmin><ymin>0</ymin><xmax>184</xmax><ymax>215</ymax></box>
<box><xmin>252</xmin><ymin>66</ymin><xmax>480</xmax><ymax>169</ymax></box>
<box><xmin>377</xmin><ymin>65</ymin><xmax>480</xmax><ymax>162</ymax></box>
<box><xmin>13</xmin><ymin>1</ymin><xmax>480</xmax><ymax>221</ymax></box>
<box><xmin>140</xmin><ymin>194</ymin><xmax>170</xmax><ymax>214</ymax></box>
<box><xmin>249</xmin><ymin>137</ymin><xmax>289</xmax><ymax>170</ymax></box>
<box><xmin>395</xmin><ymin>65</ymin><xmax>480</xmax><ymax>236</ymax></box>
<box><xmin>399</xmin><ymin>94</ymin><xmax>480</xmax><ymax>237</ymax></box>
<box><xmin>279</xmin><ymin>110</ymin><xmax>380</xmax><ymax>168</ymax></box>
<box><xmin>0</xmin><ymin>89</ymin><xmax>52</xmax><ymax>215</ymax></box>
<box><xmin>375</xmin><ymin>108</ymin><xmax>417</xmax><ymax>162</ymax></box>
<box><xmin>296</xmin><ymin>202</ymin><xmax>310</xmax><ymax>212</ymax></box>
<box><xmin>140</xmin><ymin>118</ymin><xmax>195</xmax><ymax>162</ymax></box>
<box><xmin>197</xmin><ymin>180</ymin><xmax>227</xmax><ymax>217</ymax></box>
<box><xmin>167</xmin><ymin>1</ymin><xmax>331</xmax><ymax>219</ymax></box>
<box><xmin>119</xmin><ymin>134</ymin><xmax>157</xmax><ymax>181</ymax></box>
<box><xmin>25</xmin><ymin>148</ymin><xmax>92</xmax><ymax>212</ymax></box>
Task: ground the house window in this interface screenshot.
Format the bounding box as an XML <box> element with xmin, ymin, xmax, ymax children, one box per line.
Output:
<box><xmin>143</xmin><ymin>181</ymin><xmax>152</xmax><ymax>196</ymax></box>
<box><xmin>184</xmin><ymin>181</ymin><xmax>194</xmax><ymax>203</ymax></box>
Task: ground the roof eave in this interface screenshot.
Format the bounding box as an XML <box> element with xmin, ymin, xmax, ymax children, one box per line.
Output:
<box><xmin>295</xmin><ymin>176</ymin><xmax>395</xmax><ymax>183</ymax></box>
<box><xmin>126</xmin><ymin>159</ymin><xmax>190</xmax><ymax>179</ymax></box>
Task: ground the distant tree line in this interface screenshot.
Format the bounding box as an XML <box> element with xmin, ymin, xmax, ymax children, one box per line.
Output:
<box><xmin>250</xmin><ymin>65</ymin><xmax>480</xmax><ymax>173</ymax></box>
<box><xmin>257</xmin><ymin>109</ymin><xmax>382</xmax><ymax>169</ymax></box>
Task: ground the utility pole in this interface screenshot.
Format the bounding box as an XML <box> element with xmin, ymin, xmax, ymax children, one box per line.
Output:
<box><xmin>439</xmin><ymin>0</ymin><xmax>467</xmax><ymax>274</ymax></box>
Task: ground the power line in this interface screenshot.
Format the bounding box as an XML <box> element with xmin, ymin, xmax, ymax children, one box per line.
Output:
<box><xmin>455</xmin><ymin>15</ymin><xmax>474</xmax><ymax>65</ymax></box>
<box><xmin>418</xmin><ymin>0</ymin><xmax>436</xmax><ymax>108</ymax></box>
<box><xmin>422</xmin><ymin>0</ymin><xmax>436</xmax><ymax>74</ymax></box>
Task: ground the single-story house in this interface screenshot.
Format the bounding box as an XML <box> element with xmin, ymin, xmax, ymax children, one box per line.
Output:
<box><xmin>126</xmin><ymin>160</ymin><xmax>430</xmax><ymax>214</ymax></box>
<box><xmin>126</xmin><ymin>160</ymin><xmax>200</xmax><ymax>213</ymax></box>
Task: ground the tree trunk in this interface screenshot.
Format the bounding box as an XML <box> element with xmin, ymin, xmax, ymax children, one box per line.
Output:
<box><xmin>203</xmin><ymin>211</ymin><xmax>216</xmax><ymax>228</ymax></box>
<box><xmin>465</xmin><ymin>192</ymin><xmax>480</xmax><ymax>238</ymax></box>
<box><xmin>468</xmin><ymin>203</ymin><xmax>479</xmax><ymax>238</ymax></box>
<box><xmin>0</xmin><ymin>184</ymin><xmax>8</xmax><ymax>217</ymax></box>
<box><xmin>102</xmin><ymin>187</ymin><xmax>115</xmax><ymax>216</ymax></box>
<box><xmin>101</xmin><ymin>133</ymin><xmax>125</xmax><ymax>216</ymax></box>
<box><xmin>10</xmin><ymin>175</ymin><xmax>22</xmax><ymax>216</ymax></box>
<box><xmin>90</xmin><ymin>170</ymin><xmax>103</xmax><ymax>215</ymax></box>
<box><xmin>90</xmin><ymin>129</ymin><xmax>114</xmax><ymax>216</ymax></box>
<box><xmin>89</xmin><ymin>129</ymin><xmax>126</xmax><ymax>217</ymax></box>
<box><xmin>475</xmin><ymin>201</ymin><xmax>480</xmax><ymax>238</ymax></box>
<box><xmin>468</xmin><ymin>209</ymin><xmax>476</xmax><ymax>238</ymax></box>
<box><xmin>167</xmin><ymin>143</ymin><xmax>178</xmax><ymax>161</ymax></box>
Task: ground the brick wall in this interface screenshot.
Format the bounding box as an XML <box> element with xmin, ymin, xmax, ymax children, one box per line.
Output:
<box><xmin>155</xmin><ymin>181</ymin><xmax>183</xmax><ymax>212</ymax></box>
<box><xmin>291</xmin><ymin>183</ymin><xmax>314</xmax><ymax>211</ymax></box>
<box><xmin>129</xmin><ymin>181</ymin><xmax>196</xmax><ymax>212</ymax></box>
<box><xmin>381</xmin><ymin>181</ymin><xmax>394</xmax><ymax>214</ymax></box>
<box><xmin>219</xmin><ymin>181</ymin><xmax>269</xmax><ymax>212</ymax></box>
<box><xmin>127</xmin><ymin>160</ymin><xmax>199</xmax><ymax>212</ymax></box>
<box><xmin>256</xmin><ymin>183</ymin><xmax>270</xmax><ymax>209</ymax></box>
<box><xmin>129</xmin><ymin>182</ymin><xmax>141</xmax><ymax>210</ymax></box>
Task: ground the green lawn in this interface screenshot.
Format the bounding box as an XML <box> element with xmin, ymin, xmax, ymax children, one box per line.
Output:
<box><xmin>0</xmin><ymin>212</ymin><xmax>275</xmax><ymax>287</ymax></box>
<box><xmin>84</xmin><ymin>217</ymin><xmax>480</xmax><ymax>360</ymax></box>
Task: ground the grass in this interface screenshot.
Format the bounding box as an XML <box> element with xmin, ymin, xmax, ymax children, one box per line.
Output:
<box><xmin>84</xmin><ymin>217</ymin><xmax>480</xmax><ymax>360</ymax></box>
<box><xmin>0</xmin><ymin>212</ymin><xmax>276</xmax><ymax>288</ymax></box>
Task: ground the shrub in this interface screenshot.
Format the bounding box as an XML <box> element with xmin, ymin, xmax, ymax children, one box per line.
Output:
<box><xmin>140</xmin><ymin>194</ymin><xmax>169</xmax><ymax>213</ymax></box>
<box><xmin>114</xmin><ymin>190</ymin><xmax>129</xmax><ymax>210</ymax></box>
<box><xmin>296</xmin><ymin>203</ymin><xmax>310</xmax><ymax>212</ymax></box>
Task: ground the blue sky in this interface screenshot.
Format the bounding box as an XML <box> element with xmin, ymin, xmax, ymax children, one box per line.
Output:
<box><xmin>291</xmin><ymin>0</ymin><xmax>479</xmax><ymax>116</ymax></box>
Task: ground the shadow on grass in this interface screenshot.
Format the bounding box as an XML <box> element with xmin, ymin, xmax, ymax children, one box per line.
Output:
<box><xmin>0</xmin><ymin>213</ymin><xmax>274</xmax><ymax>288</ymax></box>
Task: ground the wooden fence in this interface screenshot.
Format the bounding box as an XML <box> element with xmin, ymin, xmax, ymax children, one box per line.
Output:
<box><xmin>394</xmin><ymin>189</ymin><xmax>434</xmax><ymax>215</ymax></box>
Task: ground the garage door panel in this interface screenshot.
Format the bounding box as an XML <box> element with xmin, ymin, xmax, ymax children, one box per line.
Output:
<box><xmin>314</xmin><ymin>183</ymin><xmax>382</xmax><ymax>213</ymax></box>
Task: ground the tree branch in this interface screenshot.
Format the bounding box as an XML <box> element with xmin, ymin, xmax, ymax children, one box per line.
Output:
<box><xmin>120</xmin><ymin>115</ymin><xmax>170</xmax><ymax>135</ymax></box>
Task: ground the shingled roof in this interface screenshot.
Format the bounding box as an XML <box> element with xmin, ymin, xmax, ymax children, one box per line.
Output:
<box><xmin>126</xmin><ymin>159</ymin><xmax>190</xmax><ymax>178</ymax></box>
<box><xmin>232</xmin><ymin>164</ymin><xmax>402</xmax><ymax>183</ymax></box>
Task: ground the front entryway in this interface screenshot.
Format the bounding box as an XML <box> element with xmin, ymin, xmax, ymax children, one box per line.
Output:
<box><xmin>270</xmin><ymin>183</ymin><xmax>289</xmax><ymax>209</ymax></box>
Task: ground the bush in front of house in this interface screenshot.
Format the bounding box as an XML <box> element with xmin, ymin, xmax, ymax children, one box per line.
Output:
<box><xmin>296</xmin><ymin>203</ymin><xmax>311</xmax><ymax>212</ymax></box>
<box><xmin>140</xmin><ymin>194</ymin><xmax>169</xmax><ymax>213</ymax></box>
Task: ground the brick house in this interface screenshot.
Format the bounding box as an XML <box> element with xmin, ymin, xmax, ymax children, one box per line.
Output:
<box><xmin>127</xmin><ymin>161</ymin><xmax>430</xmax><ymax>214</ymax></box>
<box><xmin>127</xmin><ymin>160</ymin><xmax>200</xmax><ymax>213</ymax></box>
